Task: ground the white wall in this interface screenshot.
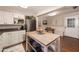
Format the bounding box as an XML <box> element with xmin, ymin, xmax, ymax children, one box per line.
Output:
<box><xmin>37</xmin><ymin>15</ymin><xmax>53</xmax><ymax>30</ymax></box>
<box><xmin>0</xmin><ymin>11</ymin><xmax>25</xmax><ymax>24</ymax></box>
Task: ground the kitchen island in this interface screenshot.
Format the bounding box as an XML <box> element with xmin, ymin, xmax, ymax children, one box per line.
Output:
<box><xmin>26</xmin><ymin>31</ymin><xmax>60</xmax><ymax>52</ymax></box>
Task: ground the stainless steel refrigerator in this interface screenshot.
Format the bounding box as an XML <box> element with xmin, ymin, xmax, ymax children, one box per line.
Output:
<box><xmin>25</xmin><ymin>19</ymin><xmax>36</xmax><ymax>32</ymax></box>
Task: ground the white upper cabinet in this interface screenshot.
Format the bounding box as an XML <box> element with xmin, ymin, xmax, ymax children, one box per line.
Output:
<box><xmin>13</xmin><ymin>13</ymin><xmax>25</xmax><ymax>19</ymax></box>
<box><xmin>3</xmin><ymin>12</ymin><xmax>13</xmax><ymax>24</ymax></box>
<box><xmin>0</xmin><ymin>12</ymin><xmax>4</xmax><ymax>24</ymax></box>
<box><xmin>0</xmin><ymin>11</ymin><xmax>13</xmax><ymax>24</ymax></box>
<box><xmin>0</xmin><ymin>11</ymin><xmax>25</xmax><ymax>24</ymax></box>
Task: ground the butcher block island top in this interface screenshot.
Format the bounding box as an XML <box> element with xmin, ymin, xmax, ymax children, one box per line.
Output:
<box><xmin>26</xmin><ymin>31</ymin><xmax>60</xmax><ymax>46</ymax></box>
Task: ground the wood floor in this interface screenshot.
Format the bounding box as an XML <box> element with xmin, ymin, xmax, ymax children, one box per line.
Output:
<box><xmin>61</xmin><ymin>36</ymin><xmax>79</xmax><ymax>52</ymax></box>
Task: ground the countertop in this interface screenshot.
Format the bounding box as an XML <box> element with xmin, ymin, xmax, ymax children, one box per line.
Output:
<box><xmin>26</xmin><ymin>31</ymin><xmax>60</xmax><ymax>46</ymax></box>
<box><xmin>0</xmin><ymin>24</ymin><xmax>23</xmax><ymax>26</ymax></box>
<box><xmin>0</xmin><ymin>24</ymin><xmax>23</xmax><ymax>30</ymax></box>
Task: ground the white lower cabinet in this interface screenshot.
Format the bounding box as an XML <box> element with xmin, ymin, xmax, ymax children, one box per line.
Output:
<box><xmin>0</xmin><ymin>35</ymin><xmax>4</xmax><ymax>51</ymax></box>
<box><xmin>3</xmin><ymin>43</ymin><xmax>25</xmax><ymax>52</ymax></box>
<box><xmin>0</xmin><ymin>30</ymin><xmax>25</xmax><ymax>52</ymax></box>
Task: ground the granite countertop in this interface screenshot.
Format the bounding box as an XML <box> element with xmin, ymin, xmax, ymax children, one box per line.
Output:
<box><xmin>0</xmin><ymin>24</ymin><xmax>23</xmax><ymax>30</ymax></box>
<box><xmin>0</xmin><ymin>24</ymin><xmax>23</xmax><ymax>26</ymax></box>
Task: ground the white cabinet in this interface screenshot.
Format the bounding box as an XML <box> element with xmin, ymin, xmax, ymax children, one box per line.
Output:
<box><xmin>0</xmin><ymin>12</ymin><xmax>5</xmax><ymax>24</ymax></box>
<box><xmin>3</xmin><ymin>44</ymin><xmax>25</xmax><ymax>52</ymax></box>
<box><xmin>0</xmin><ymin>11</ymin><xmax>25</xmax><ymax>24</ymax></box>
<box><xmin>0</xmin><ymin>35</ymin><xmax>4</xmax><ymax>50</ymax></box>
<box><xmin>0</xmin><ymin>11</ymin><xmax>13</xmax><ymax>24</ymax></box>
<box><xmin>0</xmin><ymin>30</ymin><xmax>25</xmax><ymax>48</ymax></box>
<box><xmin>3</xmin><ymin>12</ymin><xmax>13</xmax><ymax>24</ymax></box>
<box><xmin>13</xmin><ymin>13</ymin><xmax>25</xmax><ymax>19</ymax></box>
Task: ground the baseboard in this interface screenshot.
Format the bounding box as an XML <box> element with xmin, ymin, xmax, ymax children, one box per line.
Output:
<box><xmin>63</xmin><ymin>36</ymin><xmax>79</xmax><ymax>39</ymax></box>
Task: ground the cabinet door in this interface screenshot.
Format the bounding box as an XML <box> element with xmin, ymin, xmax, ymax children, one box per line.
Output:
<box><xmin>0</xmin><ymin>13</ymin><xmax>4</xmax><ymax>24</ymax></box>
<box><xmin>0</xmin><ymin>12</ymin><xmax>13</xmax><ymax>24</ymax></box>
<box><xmin>0</xmin><ymin>35</ymin><xmax>4</xmax><ymax>48</ymax></box>
<box><xmin>7</xmin><ymin>30</ymin><xmax>25</xmax><ymax>46</ymax></box>
<box><xmin>1</xmin><ymin>30</ymin><xmax>25</xmax><ymax>47</ymax></box>
<box><xmin>1</xmin><ymin>33</ymin><xmax>9</xmax><ymax>47</ymax></box>
<box><xmin>3</xmin><ymin>13</ymin><xmax>13</xmax><ymax>24</ymax></box>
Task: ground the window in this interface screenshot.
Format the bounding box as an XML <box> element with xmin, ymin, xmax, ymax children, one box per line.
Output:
<box><xmin>67</xmin><ymin>18</ymin><xmax>75</xmax><ymax>28</ymax></box>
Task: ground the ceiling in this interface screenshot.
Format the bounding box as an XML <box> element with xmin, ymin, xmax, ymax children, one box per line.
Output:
<box><xmin>0</xmin><ymin>6</ymin><xmax>78</xmax><ymax>16</ymax></box>
<box><xmin>0</xmin><ymin>6</ymin><xmax>63</xmax><ymax>16</ymax></box>
<box><xmin>54</xmin><ymin>6</ymin><xmax>79</xmax><ymax>15</ymax></box>
<box><xmin>39</xmin><ymin>6</ymin><xmax>79</xmax><ymax>17</ymax></box>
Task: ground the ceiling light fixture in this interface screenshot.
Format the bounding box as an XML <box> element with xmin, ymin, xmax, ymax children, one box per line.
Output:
<box><xmin>48</xmin><ymin>12</ymin><xmax>58</xmax><ymax>16</ymax></box>
<box><xmin>20</xmin><ymin>5</ymin><xmax>28</xmax><ymax>8</ymax></box>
